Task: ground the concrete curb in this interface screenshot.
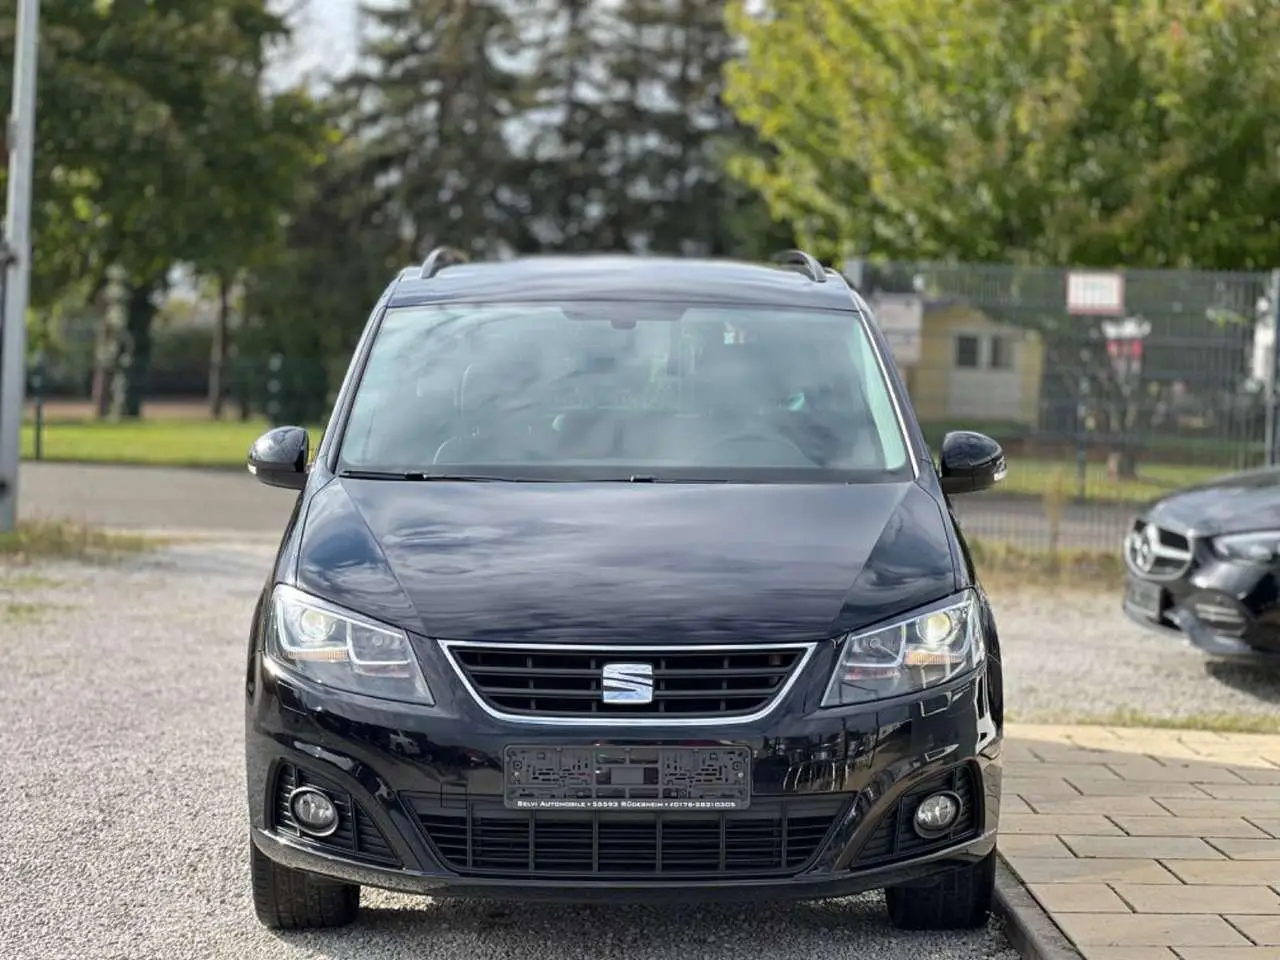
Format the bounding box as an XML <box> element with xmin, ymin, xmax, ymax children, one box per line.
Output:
<box><xmin>994</xmin><ymin>855</ymin><xmax>1083</xmax><ymax>960</ymax></box>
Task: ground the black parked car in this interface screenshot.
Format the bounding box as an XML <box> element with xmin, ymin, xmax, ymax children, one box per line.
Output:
<box><xmin>243</xmin><ymin>248</ymin><xmax>1008</xmax><ymax>933</ymax></box>
<box><xmin>1123</xmin><ymin>467</ymin><xmax>1280</xmax><ymax>665</ymax></box>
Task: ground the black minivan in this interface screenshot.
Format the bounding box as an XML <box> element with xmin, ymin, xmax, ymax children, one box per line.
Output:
<box><xmin>243</xmin><ymin>249</ymin><xmax>1007</xmax><ymax>933</ymax></box>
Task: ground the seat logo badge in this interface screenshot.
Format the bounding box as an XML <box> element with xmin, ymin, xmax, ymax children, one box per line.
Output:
<box><xmin>601</xmin><ymin>662</ymin><xmax>654</xmax><ymax>705</ymax></box>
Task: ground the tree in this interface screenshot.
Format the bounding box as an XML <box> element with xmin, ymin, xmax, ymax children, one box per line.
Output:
<box><xmin>340</xmin><ymin>0</ymin><xmax>526</xmax><ymax>259</ymax></box>
<box><xmin>238</xmin><ymin>136</ymin><xmax>402</xmax><ymax>426</ymax></box>
<box><xmin>724</xmin><ymin>0</ymin><xmax>1280</xmax><ymax>475</ymax></box>
<box><xmin>508</xmin><ymin>0</ymin><xmax>619</xmax><ymax>251</ymax></box>
<box><xmin>219</xmin><ymin>0</ymin><xmax>804</xmax><ymax>431</ymax></box>
<box><xmin>501</xmin><ymin>0</ymin><xmax>791</xmax><ymax>257</ymax></box>
<box><xmin>232</xmin><ymin>0</ymin><xmax>530</xmax><ymax>425</ymax></box>
<box><xmin>188</xmin><ymin>84</ymin><xmax>325</xmax><ymax>419</ymax></box>
<box><xmin>723</xmin><ymin>0</ymin><xmax>1280</xmax><ymax>270</ymax></box>
<box><xmin>0</xmin><ymin>0</ymin><xmax>324</xmax><ymax>418</ymax></box>
<box><xmin>606</xmin><ymin>0</ymin><xmax>792</xmax><ymax>258</ymax></box>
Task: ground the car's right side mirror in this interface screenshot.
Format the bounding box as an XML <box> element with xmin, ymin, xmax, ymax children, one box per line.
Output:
<box><xmin>938</xmin><ymin>430</ymin><xmax>1006</xmax><ymax>496</ymax></box>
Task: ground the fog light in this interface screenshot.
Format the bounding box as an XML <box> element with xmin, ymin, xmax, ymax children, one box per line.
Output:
<box><xmin>913</xmin><ymin>791</ymin><xmax>961</xmax><ymax>838</ymax></box>
<box><xmin>289</xmin><ymin>786</ymin><xmax>339</xmax><ymax>837</ymax></box>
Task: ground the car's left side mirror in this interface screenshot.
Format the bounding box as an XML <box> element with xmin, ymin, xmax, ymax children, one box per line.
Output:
<box><xmin>247</xmin><ymin>426</ymin><xmax>310</xmax><ymax>491</ymax></box>
<box><xmin>938</xmin><ymin>430</ymin><xmax>1006</xmax><ymax>496</ymax></box>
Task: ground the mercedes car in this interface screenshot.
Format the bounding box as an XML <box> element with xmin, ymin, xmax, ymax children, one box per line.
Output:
<box><xmin>242</xmin><ymin>248</ymin><xmax>1008</xmax><ymax>933</ymax></box>
<box><xmin>1123</xmin><ymin>466</ymin><xmax>1280</xmax><ymax>666</ymax></box>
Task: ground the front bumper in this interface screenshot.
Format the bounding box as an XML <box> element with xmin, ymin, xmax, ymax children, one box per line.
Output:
<box><xmin>1123</xmin><ymin>572</ymin><xmax>1280</xmax><ymax>666</ymax></box>
<box><xmin>251</xmin><ymin>825</ymin><xmax>997</xmax><ymax>903</ymax></box>
<box><xmin>246</xmin><ymin>657</ymin><xmax>1003</xmax><ymax>903</ymax></box>
<box><xmin>1124</xmin><ymin>601</ymin><xmax>1280</xmax><ymax>665</ymax></box>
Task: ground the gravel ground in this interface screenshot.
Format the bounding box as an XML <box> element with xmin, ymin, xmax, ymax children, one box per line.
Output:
<box><xmin>0</xmin><ymin>541</ymin><xmax>1017</xmax><ymax>960</ymax></box>
<box><xmin>991</xmin><ymin>586</ymin><xmax>1280</xmax><ymax>724</ymax></box>
<box><xmin>5</xmin><ymin>534</ymin><xmax>1279</xmax><ymax>958</ymax></box>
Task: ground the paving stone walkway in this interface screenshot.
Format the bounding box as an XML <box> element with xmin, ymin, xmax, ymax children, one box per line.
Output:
<box><xmin>1004</xmin><ymin>723</ymin><xmax>1280</xmax><ymax>960</ymax></box>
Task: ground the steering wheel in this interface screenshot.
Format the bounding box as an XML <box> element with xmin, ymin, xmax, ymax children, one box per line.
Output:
<box><xmin>708</xmin><ymin>431</ymin><xmax>819</xmax><ymax>466</ymax></box>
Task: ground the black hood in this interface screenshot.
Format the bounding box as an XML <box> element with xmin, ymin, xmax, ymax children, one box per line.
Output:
<box><xmin>292</xmin><ymin>478</ymin><xmax>958</xmax><ymax>645</ymax></box>
<box><xmin>1145</xmin><ymin>466</ymin><xmax>1280</xmax><ymax>536</ymax></box>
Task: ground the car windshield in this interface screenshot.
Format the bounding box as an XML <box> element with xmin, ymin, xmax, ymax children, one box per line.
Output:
<box><xmin>337</xmin><ymin>301</ymin><xmax>912</xmax><ymax>482</ymax></box>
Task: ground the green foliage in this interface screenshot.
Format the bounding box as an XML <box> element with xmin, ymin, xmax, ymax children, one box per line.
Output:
<box><xmin>341</xmin><ymin>0</ymin><xmax>526</xmax><ymax>258</ymax></box>
<box><xmin>604</xmin><ymin>0</ymin><xmax>794</xmax><ymax>258</ymax></box>
<box><xmin>231</xmin><ymin>0</ymin><xmax>791</xmax><ymax>422</ymax></box>
<box><xmin>507</xmin><ymin>0</ymin><xmax>618</xmax><ymax>251</ymax></box>
<box><xmin>238</xmin><ymin>134</ymin><xmax>402</xmax><ymax>425</ymax></box>
<box><xmin>5</xmin><ymin>0</ymin><xmax>792</xmax><ymax>424</ymax></box>
<box><xmin>0</xmin><ymin>0</ymin><xmax>326</xmax><ymax>416</ymax></box>
<box><xmin>724</xmin><ymin>0</ymin><xmax>1280</xmax><ymax>270</ymax></box>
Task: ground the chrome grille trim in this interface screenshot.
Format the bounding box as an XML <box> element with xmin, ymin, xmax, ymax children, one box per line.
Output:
<box><xmin>437</xmin><ymin>640</ymin><xmax>819</xmax><ymax>727</ymax></box>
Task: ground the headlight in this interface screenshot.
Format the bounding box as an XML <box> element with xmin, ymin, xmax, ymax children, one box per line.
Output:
<box><xmin>266</xmin><ymin>584</ymin><xmax>434</xmax><ymax>705</ymax></box>
<box><xmin>821</xmin><ymin>592</ymin><xmax>984</xmax><ymax>707</ymax></box>
<box><xmin>1212</xmin><ymin>531</ymin><xmax>1280</xmax><ymax>564</ymax></box>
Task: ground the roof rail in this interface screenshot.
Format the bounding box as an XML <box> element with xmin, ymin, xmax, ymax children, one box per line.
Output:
<box><xmin>418</xmin><ymin>245</ymin><xmax>470</xmax><ymax>280</ymax></box>
<box><xmin>772</xmin><ymin>249</ymin><xmax>828</xmax><ymax>283</ymax></box>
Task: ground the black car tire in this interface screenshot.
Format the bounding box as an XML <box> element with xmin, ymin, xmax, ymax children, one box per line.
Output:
<box><xmin>250</xmin><ymin>840</ymin><xmax>361</xmax><ymax>930</ymax></box>
<box><xmin>883</xmin><ymin>849</ymin><xmax>995</xmax><ymax>930</ymax></box>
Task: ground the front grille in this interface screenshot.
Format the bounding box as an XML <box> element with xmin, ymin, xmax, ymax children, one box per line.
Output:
<box><xmin>853</xmin><ymin>765</ymin><xmax>980</xmax><ymax>865</ymax></box>
<box><xmin>272</xmin><ymin>762</ymin><xmax>398</xmax><ymax>866</ymax></box>
<box><xmin>443</xmin><ymin>642</ymin><xmax>811</xmax><ymax>719</ymax></box>
<box><xmin>413</xmin><ymin>796</ymin><xmax>846</xmax><ymax>879</ymax></box>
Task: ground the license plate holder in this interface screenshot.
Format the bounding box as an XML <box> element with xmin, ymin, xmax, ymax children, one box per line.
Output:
<box><xmin>503</xmin><ymin>745</ymin><xmax>752</xmax><ymax>811</ymax></box>
<box><xmin>1125</xmin><ymin>577</ymin><xmax>1163</xmax><ymax>618</ymax></box>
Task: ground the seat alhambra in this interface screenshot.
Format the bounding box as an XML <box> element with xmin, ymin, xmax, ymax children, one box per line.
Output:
<box><xmin>243</xmin><ymin>249</ymin><xmax>1007</xmax><ymax>933</ymax></box>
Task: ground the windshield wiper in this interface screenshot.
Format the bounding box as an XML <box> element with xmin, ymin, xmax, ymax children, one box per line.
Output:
<box><xmin>338</xmin><ymin>469</ymin><xmax>509</xmax><ymax>481</ymax></box>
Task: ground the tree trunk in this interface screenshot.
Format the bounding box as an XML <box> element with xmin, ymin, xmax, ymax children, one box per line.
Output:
<box><xmin>91</xmin><ymin>313</ymin><xmax>113</xmax><ymax>419</ymax></box>
<box><xmin>91</xmin><ymin>360</ymin><xmax>111</xmax><ymax>418</ymax></box>
<box><xmin>1106</xmin><ymin>394</ymin><xmax>1144</xmax><ymax>479</ymax></box>
<box><xmin>109</xmin><ymin>283</ymin><xmax>156</xmax><ymax>420</ymax></box>
<box><xmin>1107</xmin><ymin>449</ymin><xmax>1139</xmax><ymax>479</ymax></box>
<box><xmin>208</xmin><ymin>274</ymin><xmax>231</xmax><ymax>419</ymax></box>
<box><xmin>233</xmin><ymin>344</ymin><xmax>252</xmax><ymax>423</ymax></box>
<box><xmin>93</xmin><ymin>268</ymin><xmax>129</xmax><ymax>418</ymax></box>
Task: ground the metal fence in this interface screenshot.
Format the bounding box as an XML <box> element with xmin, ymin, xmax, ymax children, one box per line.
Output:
<box><xmin>21</xmin><ymin>259</ymin><xmax>1280</xmax><ymax>555</ymax></box>
<box><xmin>850</xmin><ymin>260</ymin><xmax>1276</xmax><ymax>552</ymax></box>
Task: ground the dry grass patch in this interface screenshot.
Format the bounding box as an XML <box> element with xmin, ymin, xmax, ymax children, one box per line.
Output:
<box><xmin>970</xmin><ymin>540</ymin><xmax>1124</xmax><ymax>593</ymax></box>
<box><xmin>0</xmin><ymin>519</ymin><xmax>159</xmax><ymax>564</ymax></box>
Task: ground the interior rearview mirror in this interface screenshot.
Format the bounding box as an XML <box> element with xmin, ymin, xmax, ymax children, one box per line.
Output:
<box><xmin>938</xmin><ymin>430</ymin><xmax>1006</xmax><ymax>496</ymax></box>
<box><xmin>247</xmin><ymin>425</ymin><xmax>310</xmax><ymax>491</ymax></box>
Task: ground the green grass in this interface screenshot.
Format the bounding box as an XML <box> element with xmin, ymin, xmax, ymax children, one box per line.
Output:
<box><xmin>0</xmin><ymin>519</ymin><xmax>159</xmax><ymax>564</ymax></box>
<box><xmin>996</xmin><ymin>458</ymin><xmax>1227</xmax><ymax>504</ymax></box>
<box><xmin>21</xmin><ymin>417</ymin><xmax>291</xmax><ymax>469</ymax></box>
<box><xmin>19</xmin><ymin>415</ymin><xmax>1233</xmax><ymax>502</ymax></box>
